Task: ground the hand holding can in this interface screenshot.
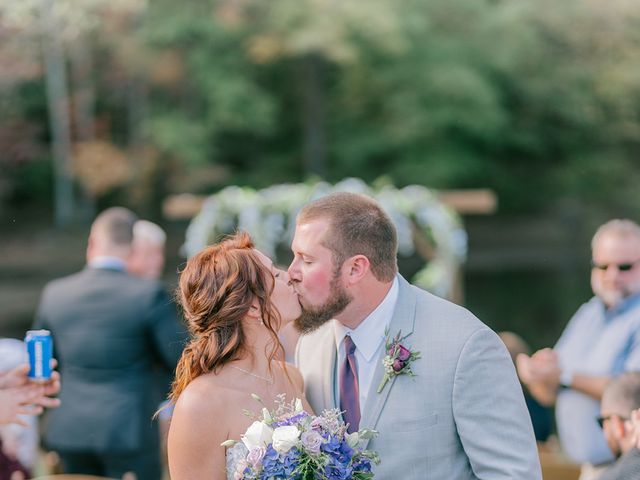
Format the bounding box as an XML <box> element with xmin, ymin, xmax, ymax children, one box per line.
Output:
<box><xmin>0</xmin><ymin>362</ymin><xmax>61</xmax><ymax>425</ymax></box>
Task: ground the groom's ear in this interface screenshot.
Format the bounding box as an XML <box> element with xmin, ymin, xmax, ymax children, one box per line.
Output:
<box><xmin>345</xmin><ymin>255</ymin><xmax>370</xmax><ymax>285</ymax></box>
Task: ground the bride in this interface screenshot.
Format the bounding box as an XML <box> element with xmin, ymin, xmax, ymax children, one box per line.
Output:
<box><xmin>167</xmin><ymin>232</ymin><xmax>313</xmax><ymax>480</ymax></box>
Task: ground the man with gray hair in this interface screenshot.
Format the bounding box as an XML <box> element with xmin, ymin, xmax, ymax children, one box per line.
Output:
<box><xmin>128</xmin><ymin>220</ymin><xmax>167</xmax><ymax>280</ymax></box>
<box><xmin>597</xmin><ymin>372</ymin><xmax>640</xmax><ymax>480</ymax></box>
<box><xmin>34</xmin><ymin>207</ymin><xmax>186</xmax><ymax>480</ymax></box>
<box><xmin>518</xmin><ymin>219</ymin><xmax>640</xmax><ymax>479</ymax></box>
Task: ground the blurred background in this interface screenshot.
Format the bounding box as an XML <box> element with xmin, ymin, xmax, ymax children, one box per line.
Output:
<box><xmin>2</xmin><ymin>0</ymin><xmax>640</xmax><ymax>351</ymax></box>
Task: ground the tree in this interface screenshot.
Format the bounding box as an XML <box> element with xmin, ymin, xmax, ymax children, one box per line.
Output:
<box><xmin>2</xmin><ymin>0</ymin><xmax>640</xmax><ymax>219</ymax></box>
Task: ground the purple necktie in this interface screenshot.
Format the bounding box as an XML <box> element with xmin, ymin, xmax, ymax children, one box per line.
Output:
<box><xmin>339</xmin><ymin>335</ymin><xmax>361</xmax><ymax>433</ymax></box>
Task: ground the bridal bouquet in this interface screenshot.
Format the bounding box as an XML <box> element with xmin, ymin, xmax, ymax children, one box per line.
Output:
<box><xmin>222</xmin><ymin>394</ymin><xmax>379</xmax><ymax>480</ymax></box>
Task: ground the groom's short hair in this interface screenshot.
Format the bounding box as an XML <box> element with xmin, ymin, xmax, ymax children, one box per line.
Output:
<box><xmin>297</xmin><ymin>192</ymin><xmax>398</xmax><ymax>282</ymax></box>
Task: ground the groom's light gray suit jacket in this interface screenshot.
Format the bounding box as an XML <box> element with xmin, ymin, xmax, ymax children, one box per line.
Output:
<box><xmin>296</xmin><ymin>275</ymin><xmax>542</xmax><ymax>479</ymax></box>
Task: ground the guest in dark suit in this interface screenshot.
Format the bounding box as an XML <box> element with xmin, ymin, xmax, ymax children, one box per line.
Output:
<box><xmin>34</xmin><ymin>207</ymin><xmax>187</xmax><ymax>480</ymax></box>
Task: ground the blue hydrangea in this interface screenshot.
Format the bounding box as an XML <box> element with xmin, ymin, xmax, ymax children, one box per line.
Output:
<box><xmin>352</xmin><ymin>456</ymin><xmax>373</xmax><ymax>474</ymax></box>
<box><xmin>320</xmin><ymin>435</ymin><xmax>342</xmax><ymax>454</ymax></box>
<box><xmin>321</xmin><ymin>437</ymin><xmax>353</xmax><ymax>464</ymax></box>
<box><xmin>282</xmin><ymin>447</ymin><xmax>302</xmax><ymax>479</ymax></box>
<box><xmin>261</xmin><ymin>445</ymin><xmax>285</xmax><ymax>479</ymax></box>
<box><xmin>323</xmin><ymin>457</ymin><xmax>353</xmax><ymax>480</ymax></box>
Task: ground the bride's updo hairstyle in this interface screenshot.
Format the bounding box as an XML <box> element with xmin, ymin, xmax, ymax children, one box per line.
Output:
<box><xmin>170</xmin><ymin>231</ymin><xmax>283</xmax><ymax>400</ymax></box>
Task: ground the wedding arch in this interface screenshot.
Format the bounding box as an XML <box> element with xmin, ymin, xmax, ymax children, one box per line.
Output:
<box><xmin>183</xmin><ymin>178</ymin><xmax>467</xmax><ymax>299</ymax></box>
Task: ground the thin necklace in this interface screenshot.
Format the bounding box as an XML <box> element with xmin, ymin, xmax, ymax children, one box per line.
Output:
<box><xmin>230</xmin><ymin>365</ymin><xmax>274</xmax><ymax>384</ymax></box>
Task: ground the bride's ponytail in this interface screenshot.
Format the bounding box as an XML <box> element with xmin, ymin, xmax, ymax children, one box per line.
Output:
<box><xmin>170</xmin><ymin>334</ymin><xmax>212</xmax><ymax>401</ymax></box>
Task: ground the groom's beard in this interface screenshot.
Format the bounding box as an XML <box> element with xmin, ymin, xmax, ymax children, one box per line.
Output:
<box><xmin>294</xmin><ymin>276</ymin><xmax>352</xmax><ymax>334</ymax></box>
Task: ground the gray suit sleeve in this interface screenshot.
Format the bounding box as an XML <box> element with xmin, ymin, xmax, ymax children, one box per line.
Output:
<box><xmin>452</xmin><ymin>328</ymin><xmax>542</xmax><ymax>479</ymax></box>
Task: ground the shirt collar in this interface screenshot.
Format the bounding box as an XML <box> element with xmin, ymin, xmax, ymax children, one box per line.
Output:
<box><xmin>604</xmin><ymin>292</ymin><xmax>640</xmax><ymax>319</ymax></box>
<box><xmin>333</xmin><ymin>277</ymin><xmax>399</xmax><ymax>362</ymax></box>
<box><xmin>88</xmin><ymin>256</ymin><xmax>127</xmax><ymax>271</ymax></box>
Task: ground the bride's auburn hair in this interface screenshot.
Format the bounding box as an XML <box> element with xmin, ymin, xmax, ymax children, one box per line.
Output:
<box><xmin>170</xmin><ymin>231</ymin><xmax>283</xmax><ymax>401</ymax></box>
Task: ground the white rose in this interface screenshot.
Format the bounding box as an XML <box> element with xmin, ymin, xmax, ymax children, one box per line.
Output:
<box><xmin>272</xmin><ymin>425</ymin><xmax>300</xmax><ymax>454</ymax></box>
<box><xmin>241</xmin><ymin>421</ymin><xmax>274</xmax><ymax>450</ymax></box>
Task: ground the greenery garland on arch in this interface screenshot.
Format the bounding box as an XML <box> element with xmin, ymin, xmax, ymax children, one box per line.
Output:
<box><xmin>184</xmin><ymin>178</ymin><xmax>467</xmax><ymax>299</ymax></box>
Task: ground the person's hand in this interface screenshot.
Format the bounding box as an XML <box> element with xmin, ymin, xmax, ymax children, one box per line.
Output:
<box><xmin>530</xmin><ymin>347</ymin><xmax>558</xmax><ymax>363</ymax></box>
<box><xmin>628</xmin><ymin>408</ymin><xmax>640</xmax><ymax>449</ymax></box>
<box><xmin>515</xmin><ymin>352</ymin><xmax>550</xmax><ymax>385</ymax></box>
<box><xmin>0</xmin><ymin>363</ymin><xmax>38</xmax><ymax>388</ymax></box>
<box><xmin>0</xmin><ymin>361</ymin><xmax>61</xmax><ymax>426</ymax></box>
<box><xmin>0</xmin><ymin>362</ymin><xmax>61</xmax><ymax>397</ymax></box>
<box><xmin>515</xmin><ymin>353</ymin><xmax>534</xmax><ymax>384</ymax></box>
<box><xmin>0</xmin><ymin>383</ymin><xmax>60</xmax><ymax>426</ymax></box>
<box><xmin>518</xmin><ymin>348</ymin><xmax>561</xmax><ymax>386</ymax></box>
<box><xmin>517</xmin><ymin>349</ymin><xmax>562</xmax><ymax>406</ymax></box>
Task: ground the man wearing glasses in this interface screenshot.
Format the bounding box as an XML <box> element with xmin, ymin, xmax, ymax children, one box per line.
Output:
<box><xmin>596</xmin><ymin>372</ymin><xmax>640</xmax><ymax>480</ymax></box>
<box><xmin>517</xmin><ymin>219</ymin><xmax>640</xmax><ymax>480</ymax></box>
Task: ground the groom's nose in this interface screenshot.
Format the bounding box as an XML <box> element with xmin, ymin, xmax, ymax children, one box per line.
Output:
<box><xmin>288</xmin><ymin>259</ymin><xmax>301</xmax><ymax>283</ymax></box>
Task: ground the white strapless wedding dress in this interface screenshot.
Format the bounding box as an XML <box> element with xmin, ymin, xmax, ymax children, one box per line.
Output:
<box><xmin>225</xmin><ymin>442</ymin><xmax>248</xmax><ymax>480</ymax></box>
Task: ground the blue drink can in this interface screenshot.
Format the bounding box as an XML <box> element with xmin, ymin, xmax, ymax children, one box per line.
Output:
<box><xmin>25</xmin><ymin>329</ymin><xmax>53</xmax><ymax>381</ymax></box>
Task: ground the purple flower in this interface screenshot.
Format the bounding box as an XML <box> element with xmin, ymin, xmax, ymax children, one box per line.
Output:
<box><xmin>247</xmin><ymin>446</ymin><xmax>266</xmax><ymax>469</ymax></box>
<box><xmin>310</xmin><ymin>416</ymin><xmax>325</xmax><ymax>430</ymax></box>
<box><xmin>272</xmin><ymin>411</ymin><xmax>309</xmax><ymax>428</ymax></box>
<box><xmin>397</xmin><ymin>344</ymin><xmax>411</xmax><ymax>361</ymax></box>
<box><xmin>301</xmin><ymin>430</ymin><xmax>324</xmax><ymax>454</ymax></box>
<box><xmin>388</xmin><ymin>343</ymin><xmax>412</xmax><ymax>361</ymax></box>
<box><xmin>378</xmin><ymin>331</ymin><xmax>421</xmax><ymax>393</ymax></box>
<box><xmin>392</xmin><ymin>359</ymin><xmax>405</xmax><ymax>372</ymax></box>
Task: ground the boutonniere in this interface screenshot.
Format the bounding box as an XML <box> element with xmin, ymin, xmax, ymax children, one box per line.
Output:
<box><xmin>377</xmin><ymin>329</ymin><xmax>421</xmax><ymax>393</ymax></box>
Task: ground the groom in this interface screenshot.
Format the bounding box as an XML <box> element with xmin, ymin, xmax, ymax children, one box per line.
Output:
<box><xmin>289</xmin><ymin>192</ymin><xmax>541</xmax><ymax>479</ymax></box>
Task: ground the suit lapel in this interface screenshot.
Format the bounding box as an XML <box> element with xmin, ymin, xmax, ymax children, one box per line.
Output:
<box><xmin>360</xmin><ymin>276</ymin><xmax>417</xmax><ymax>445</ymax></box>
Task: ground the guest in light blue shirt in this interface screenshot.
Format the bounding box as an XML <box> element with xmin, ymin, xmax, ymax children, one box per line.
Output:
<box><xmin>517</xmin><ymin>219</ymin><xmax>640</xmax><ymax>480</ymax></box>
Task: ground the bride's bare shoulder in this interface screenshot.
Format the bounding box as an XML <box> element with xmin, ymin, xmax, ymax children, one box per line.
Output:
<box><xmin>174</xmin><ymin>371</ymin><xmax>238</xmax><ymax>417</ymax></box>
<box><xmin>169</xmin><ymin>373</ymin><xmax>232</xmax><ymax>480</ymax></box>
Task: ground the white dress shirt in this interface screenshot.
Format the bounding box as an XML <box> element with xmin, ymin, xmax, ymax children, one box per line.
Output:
<box><xmin>333</xmin><ymin>277</ymin><xmax>399</xmax><ymax>411</ymax></box>
<box><xmin>88</xmin><ymin>256</ymin><xmax>127</xmax><ymax>271</ymax></box>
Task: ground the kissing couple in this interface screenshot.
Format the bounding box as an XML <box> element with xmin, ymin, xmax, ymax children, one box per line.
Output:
<box><xmin>167</xmin><ymin>192</ymin><xmax>542</xmax><ymax>480</ymax></box>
